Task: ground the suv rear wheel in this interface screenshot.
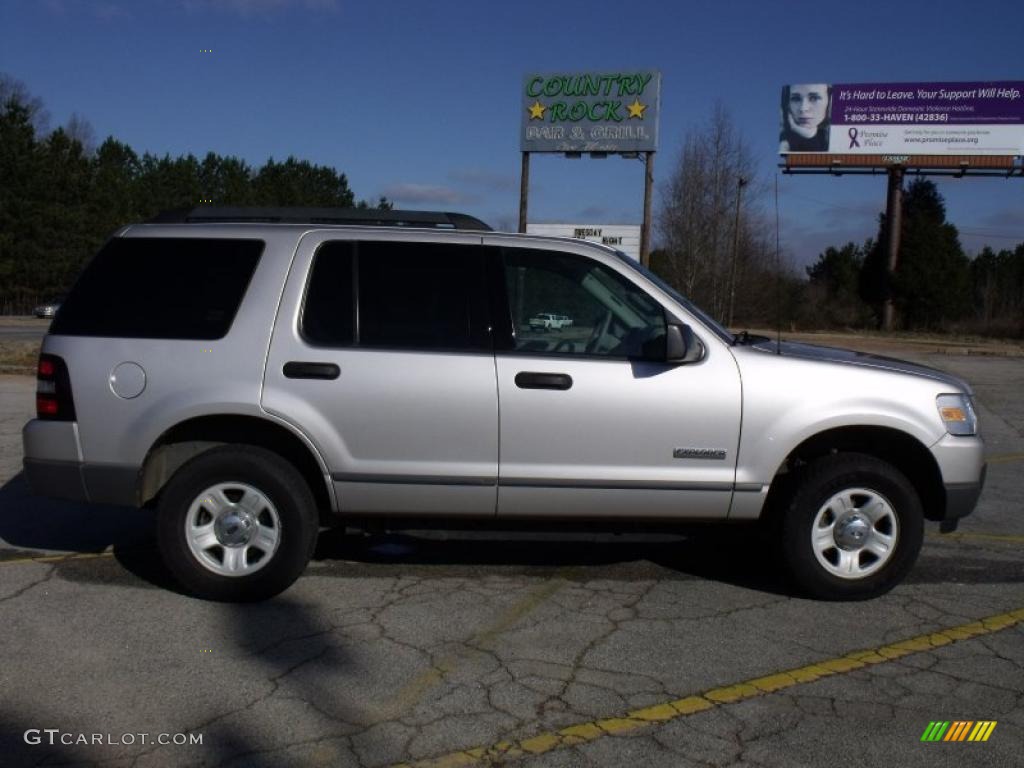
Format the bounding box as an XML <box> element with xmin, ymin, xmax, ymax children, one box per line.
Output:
<box><xmin>157</xmin><ymin>446</ymin><xmax>318</xmax><ymax>601</ymax></box>
<box><xmin>779</xmin><ymin>453</ymin><xmax>923</xmax><ymax>600</ymax></box>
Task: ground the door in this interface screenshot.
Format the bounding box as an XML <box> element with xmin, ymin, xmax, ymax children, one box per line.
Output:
<box><xmin>491</xmin><ymin>242</ymin><xmax>743</xmax><ymax>519</ymax></box>
<box><xmin>262</xmin><ymin>232</ymin><xmax>499</xmax><ymax>516</ymax></box>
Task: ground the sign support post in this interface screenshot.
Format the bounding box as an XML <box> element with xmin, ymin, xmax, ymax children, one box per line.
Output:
<box><xmin>518</xmin><ymin>152</ymin><xmax>530</xmax><ymax>234</ymax></box>
<box><xmin>882</xmin><ymin>166</ymin><xmax>904</xmax><ymax>331</ymax></box>
<box><xmin>640</xmin><ymin>151</ymin><xmax>654</xmax><ymax>266</ymax></box>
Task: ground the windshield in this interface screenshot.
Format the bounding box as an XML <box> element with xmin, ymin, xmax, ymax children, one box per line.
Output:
<box><xmin>611</xmin><ymin>251</ymin><xmax>733</xmax><ymax>343</ymax></box>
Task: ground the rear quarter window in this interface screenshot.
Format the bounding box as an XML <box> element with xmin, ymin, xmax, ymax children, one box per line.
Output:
<box><xmin>51</xmin><ymin>237</ymin><xmax>264</xmax><ymax>339</ymax></box>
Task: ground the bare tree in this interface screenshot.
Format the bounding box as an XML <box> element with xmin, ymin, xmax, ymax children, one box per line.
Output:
<box><xmin>65</xmin><ymin>112</ymin><xmax>97</xmax><ymax>155</ymax></box>
<box><xmin>0</xmin><ymin>72</ymin><xmax>50</xmax><ymax>135</ymax></box>
<box><xmin>657</xmin><ymin>105</ymin><xmax>766</xmax><ymax>324</ymax></box>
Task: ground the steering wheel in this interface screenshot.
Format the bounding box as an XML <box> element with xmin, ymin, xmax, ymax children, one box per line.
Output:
<box><xmin>585</xmin><ymin>310</ymin><xmax>613</xmax><ymax>354</ymax></box>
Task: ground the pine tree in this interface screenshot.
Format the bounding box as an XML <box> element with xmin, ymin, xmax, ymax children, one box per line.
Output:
<box><xmin>858</xmin><ymin>180</ymin><xmax>971</xmax><ymax>330</ymax></box>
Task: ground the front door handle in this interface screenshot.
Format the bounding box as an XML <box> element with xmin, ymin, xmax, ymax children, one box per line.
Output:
<box><xmin>283</xmin><ymin>361</ymin><xmax>340</xmax><ymax>380</ymax></box>
<box><xmin>514</xmin><ymin>372</ymin><xmax>572</xmax><ymax>390</ymax></box>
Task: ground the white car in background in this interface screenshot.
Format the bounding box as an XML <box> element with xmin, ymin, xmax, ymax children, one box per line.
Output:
<box><xmin>33</xmin><ymin>298</ymin><xmax>62</xmax><ymax>319</ymax></box>
<box><xmin>528</xmin><ymin>312</ymin><xmax>571</xmax><ymax>331</ymax></box>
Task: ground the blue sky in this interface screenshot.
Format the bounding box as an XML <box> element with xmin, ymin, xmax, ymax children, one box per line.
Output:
<box><xmin>2</xmin><ymin>0</ymin><xmax>1022</xmax><ymax>269</ymax></box>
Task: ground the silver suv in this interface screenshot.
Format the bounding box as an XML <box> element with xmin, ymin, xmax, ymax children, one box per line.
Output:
<box><xmin>22</xmin><ymin>207</ymin><xmax>986</xmax><ymax>601</ymax></box>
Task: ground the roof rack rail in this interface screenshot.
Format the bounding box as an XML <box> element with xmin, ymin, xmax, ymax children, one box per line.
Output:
<box><xmin>147</xmin><ymin>207</ymin><xmax>492</xmax><ymax>231</ymax></box>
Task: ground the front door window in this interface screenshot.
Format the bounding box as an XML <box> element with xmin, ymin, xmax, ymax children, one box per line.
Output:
<box><xmin>503</xmin><ymin>249</ymin><xmax>666</xmax><ymax>359</ymax></box>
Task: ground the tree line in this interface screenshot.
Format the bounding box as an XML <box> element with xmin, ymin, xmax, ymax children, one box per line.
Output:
<box><xmin>2</xmin><ymin>73</ymin><xmax>1021</xmax><ymax>335</ymax></box>
<box><xmin>806</xmin><ymin>182</ymin><xmax>1023</xmax><ymax>337</ymax></box>
<box><xmin>653</xmin><ymin>107</ymin><xmax>1024</xmax><ymax>338</ymax></box>
<box><xmin>0</xmin><ymin>74</ymin><xmax>388</xmax><ymax>313</ymax></box>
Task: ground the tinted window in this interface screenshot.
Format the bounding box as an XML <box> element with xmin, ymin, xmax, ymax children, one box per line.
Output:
<box><xmin>503</xmin><ymin>248</ymin><xmax>666</xmax><ymax>358</ymax></box>
<box><xmin>51</xmin><ymin>238</ymin><xmax>263</xmax><ymax>340</ymax></box>
<box><xmin>357</xmin><ymin>241</ymin><xmax>489</xmax><ymax>351</ymax></box>
<box><xmin>302</xmin><ymin>241</ymin><xmax>355</xmax><ymax>346</ymax></box>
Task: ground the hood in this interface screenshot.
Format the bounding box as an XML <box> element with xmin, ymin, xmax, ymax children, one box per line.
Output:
<box><xmin>749</xmin><ymin>339</ymin><xmax>973</xmax><ymax>395</ymax></box>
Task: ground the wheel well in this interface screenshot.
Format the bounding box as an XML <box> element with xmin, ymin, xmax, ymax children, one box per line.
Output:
<box><xmin>140</xmin><ymin>415</ymin><xmax>333</xmax><ymax>516</ymax></box>
<box><xmin>770</xmin><ymin>426</ymin><xmax>945</xmax><ymax>521</ymax></box>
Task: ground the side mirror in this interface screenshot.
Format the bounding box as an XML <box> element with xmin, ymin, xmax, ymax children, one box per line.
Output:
<box><xmin>666</xmin><ymin>323</ymin><xmax>703</xmax><ymax>364</ymax></box>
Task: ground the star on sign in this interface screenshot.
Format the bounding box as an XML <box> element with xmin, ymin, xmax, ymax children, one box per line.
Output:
<box><xmin>528</xmin><ymin>101</ymin><xmax>546</xmax><ymax>120</ymax></box>
<box><xmin>627</xmin><ymin>99</ymin><xmax>647</xmax><ymax>119</ymax></box>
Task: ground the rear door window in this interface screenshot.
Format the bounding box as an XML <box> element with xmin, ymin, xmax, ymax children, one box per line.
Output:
<box><xmin>301</xmin><ymin>241</ymin><xmax>355</xmax><ymax>346</ymax></box>
<box><xmin>51</xmin><ymin>237</ymin><xmax>263</xmax><ymax>339</ymax></box>
<box><xmin>356</xmin><ymin>241</ymin><xmax>491</xmax><ymax>352</ymax></box>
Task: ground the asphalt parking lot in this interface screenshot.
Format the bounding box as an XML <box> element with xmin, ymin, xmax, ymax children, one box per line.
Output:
<box><xmin>0</xmin><ymin>348</ymin><xmax>1021</xmax><ymax>768</ymax></box>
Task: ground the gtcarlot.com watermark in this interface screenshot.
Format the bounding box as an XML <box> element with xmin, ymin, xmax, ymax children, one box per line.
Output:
<box><xmin>25</xmin><ymin>729</ymin><xmax>203</xmax><ymax>747</ymax></box>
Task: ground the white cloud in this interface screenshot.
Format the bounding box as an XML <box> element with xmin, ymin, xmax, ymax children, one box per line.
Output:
<box><xmin>448</xmin><ymin>168</ymin><xmax>517</xmax><ymax>192</ymax></box>
<box><xmin>380</xmin><ymin>183</ymin><xmax>471</xmax><ymax>206</ymax></box>
<box><xmin>42</xmin><ymin>0</ymin><xmax>337</xmax><ymax>17</ymax></box>
<box><xmin>179</xmin><ymin>0</ymin><xmax>339</xmax><ymax>15</ymax></box>
<box><xmin>94</xmin><ymin>3</ymin><xmax>128</xmax><ymax>18</ymax></box>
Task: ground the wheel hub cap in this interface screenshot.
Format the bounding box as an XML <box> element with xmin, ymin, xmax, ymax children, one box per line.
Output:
<box><xmin>811</xmin><ymin>487</ymin><xmax>900</xmax><ymax>580</ymax></box>
<box><xmin>214</xmin><ymin>509</ymin><xmax>256</xmax><ymax>547</ymax></box>
<box><xmin>835</xmin><ymin>514</ymin><xmax>871</xmax><ymax>550</ymax></box>
<box><xmin>184</xmin><ymin>482</ymin><xmax>281</xmax><ymax>577</ymax></box>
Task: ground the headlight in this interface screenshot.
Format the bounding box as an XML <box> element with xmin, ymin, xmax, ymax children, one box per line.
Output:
<box><xmin>936</xmin><ymin>393</ymin><xmax>977</xmax><ymax>436</ymax></box>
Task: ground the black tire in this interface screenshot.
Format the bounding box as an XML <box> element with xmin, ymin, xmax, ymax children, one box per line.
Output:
<box><xmin>779</xmin><ymin>453</ymin><xmax>923</xmax><ymax>601</ymax></box>
<box><xmin>157</xmin><ymin>445</ymin><xmax>318</xmax><ymax>601</ymax></box>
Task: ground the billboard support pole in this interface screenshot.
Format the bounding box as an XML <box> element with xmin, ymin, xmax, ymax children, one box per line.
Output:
<box><xmin>882</xmin><ymin>166</ymin><xmax>904</xmax><ymax>332</ymax></box>
<box><xmin>640</xmin><ymin>151</ymin><xmax>654</xmax><ymax>267</ymax></box>
<box><xmin>518</xmin><ymin>152</ymin><xmax>530</xmax><ymax>234</ymax></box>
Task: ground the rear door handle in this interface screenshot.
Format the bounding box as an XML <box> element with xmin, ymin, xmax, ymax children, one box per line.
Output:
<box><xmin>283</xmin><ymin>361</ymin><xmax>340</xmax><ymax>380</ymax></box>
<box><xmin>514</xmin><ymin>372</ymin><xmax>572</xmax><ymax>390</ymax></box>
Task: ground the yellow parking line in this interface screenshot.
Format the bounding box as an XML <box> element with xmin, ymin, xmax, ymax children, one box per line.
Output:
<box><xmin>986</xmin><ymin>452</ymin><xmax>1024</xmax><ymax>464</ymax></box>
<box><xmin>934</xmin><ymin>532</ymin><xmax>1024</xmax><ymax>545</ymax></box>
<box><xmin>392</xmin><ymin>606</ymin><xmax>1024</xmax><ymax>768</ymax></box>
<box><xmin>0</xmin><ymin>551</ymin><xmax>116</xmax><ymax>566</ymax></box>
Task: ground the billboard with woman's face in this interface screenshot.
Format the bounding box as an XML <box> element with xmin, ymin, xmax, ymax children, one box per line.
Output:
<box><xmin>779</xmin><ymin>81</ymin><xmax>1024</xmax><ymax>156</ymax></box>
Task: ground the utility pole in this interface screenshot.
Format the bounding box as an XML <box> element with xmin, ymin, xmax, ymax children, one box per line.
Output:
<box><xmin>727</xmin><ymin>176</ymin><xmax>747</xmax><ymax>328</ymax></box>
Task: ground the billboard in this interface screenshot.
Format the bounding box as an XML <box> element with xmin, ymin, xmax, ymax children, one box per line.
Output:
<box><xmin>527</xmin><ymin>223</ymin><xmax>642</xmax><ymax>261</ymax></box>
<box><xmin>779</xmin><ymin>81</ymin><xmax>1024</xmax><ymax>157</ymax></box>
<box><xmin>521</xmin><ymin>71</ymin><xmax>660</xmax><ymax>153</ymax></box>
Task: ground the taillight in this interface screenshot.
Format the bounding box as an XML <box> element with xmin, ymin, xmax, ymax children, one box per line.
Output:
<box><xmin>36</xmin><ymin>354</ymin><xmax>76</xmax><ymax>421</ymax></box>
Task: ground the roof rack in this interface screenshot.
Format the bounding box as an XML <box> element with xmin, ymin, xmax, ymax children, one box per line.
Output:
<box><xmin>147</xmin><ymin>207</ymin><xmax>492</xmax><ymax>231</ymax></box>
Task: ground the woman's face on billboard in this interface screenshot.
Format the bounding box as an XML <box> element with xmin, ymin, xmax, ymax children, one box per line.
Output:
<box><xmin>787</xmin><ymin>84</ymin><xmax>829</xmax><ymax>138</ymax></box>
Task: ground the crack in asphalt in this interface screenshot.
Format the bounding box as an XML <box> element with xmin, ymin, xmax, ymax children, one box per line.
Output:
<box><xmin>0</xmin><ymin>563</ymin><xmax>58</xmax><ymax>604</ymax></box>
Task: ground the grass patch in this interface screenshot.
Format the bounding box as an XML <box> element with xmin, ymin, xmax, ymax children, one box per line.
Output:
<box><xmin>0</xmin><ymin>340</ymin><xmax>41</xmax><ymax>372</ymax></box>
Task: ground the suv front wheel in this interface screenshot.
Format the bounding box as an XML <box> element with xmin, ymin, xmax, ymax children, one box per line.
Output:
<box><xmin>157</xmin><ymin>446</ymin><xmax>318</xmax><ymax>601</ymax></box>
<box><xmin>779</xmin><ymin>453</ymin><xmax>923</xmax><ymax>601</ymax></box>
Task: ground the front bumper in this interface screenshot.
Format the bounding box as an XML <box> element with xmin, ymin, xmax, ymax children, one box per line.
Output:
<box><xmin>940</xmin><ymin>462</ymin><xmax>987</xmax><ymax>531</ymax></box>
<box><xmin>927</xmin><ymin>433</ymin><xmax>986</xmax><ymax>531</ymax></box>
